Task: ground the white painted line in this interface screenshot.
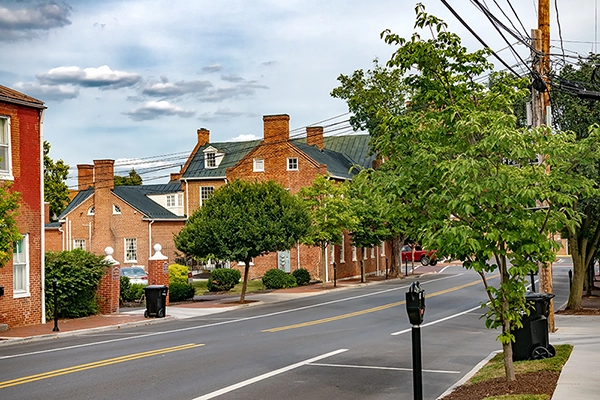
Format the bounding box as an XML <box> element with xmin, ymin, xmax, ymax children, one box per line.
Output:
<box><xmin>1</xmin><ymin>273</ymin><xmax>465</xmax><ymax>360</ymax></box>
<box><xmin>308</xmin><ymin>362</ymin><xmax>460</xmax><ymax>374</ymax></box>
<box><xmin>192</xmin><ymin>349</ymin><xmax>349</xmax><ymax>400</ymax></box>
<box><xmin>391</xmin><ymin>305</ymin><xmax>482</xmax><ymax>336</ymax></box>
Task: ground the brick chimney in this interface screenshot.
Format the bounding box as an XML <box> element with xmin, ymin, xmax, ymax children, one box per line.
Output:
<box><xmin>263</xmin><ymin>114</ymin><xmax>290</xmax><ymax>144</ymax></box>
<box><xmin>306</xmin><ymin>126</ymin><xmax>324</xmax><ymax>150</ymax></box>
<box><xmin>77</xmin><ymin>164</ymin><xmax>94</xmax><ymax>190</ymax></box>
<box><xmin>93</xmin><ymin>160</ymin><xmax>115</xmax><ymax>190</ymax></box>
<box><xmin>170</xmin><ymin>172</ymin><xmax>181</xmax><ymax>182</ymax></box>
<box><xmin>197</xmin><ymin>128</ymin><xmax>210</xmax><ymax>147</ymax></box>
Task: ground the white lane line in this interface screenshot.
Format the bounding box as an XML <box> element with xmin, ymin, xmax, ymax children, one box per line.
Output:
<box><xmin>192</xmin><ymin>349</ymin><xmax>348</xmax><ymax>400</ymax></box>
<box><xmin>308</xmin><ymin>362</ymin><xmax>460</xmax><ymax>374</ymax></box>
<box><xmin>1</xmin><ymin>273</ymin><xmax>466</xmax><ymax>360</ymax></box>
<box><xmin>391</xmin><ymin>305</ymin><xmax>482</xmax><ymax>336</ymax></box>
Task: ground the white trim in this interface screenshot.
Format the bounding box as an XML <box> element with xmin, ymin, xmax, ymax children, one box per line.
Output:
<box><xmin>124</xmin><ymin>237</ymin><xmax>137</xmax><ymax>263</ymax></box>
<box><xmin>13</xmin><ymin>234</ymin><xmax>30</xmax><ymax>298</ymax></box>
<box><xmin>253</xmin><ymin>158</ymin><xmax>264</xmax><ymax>172</ymax></box>
<box><xmin>0</xmin><ymin>116</ymin><xmax>14</xmax><ymax>180</ymax></box>
<box><xmin>287</xmin><ymin>157</ymin><xmax>298</xmax><ymax>171</ymax></box>
<box><xmin>200</xmin><ymin>186</ymin><xmax>214</xmax><ymax>206</ymax></box>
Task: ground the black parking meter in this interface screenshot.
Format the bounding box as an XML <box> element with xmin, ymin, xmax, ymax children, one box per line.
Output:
<box><xmin>406</xmin><ymin>281</ymin><xmax>425</xmax><ymax>326</ymax></box>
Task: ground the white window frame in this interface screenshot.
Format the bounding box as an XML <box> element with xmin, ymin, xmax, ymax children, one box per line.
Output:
<box><xmin>330</xmin><ymin>244</ymin><xmax>335</xmax><ymax>264</ymax></box>
<box><xmin>177</xmin><ymin>193</ymin><xmax>183</xmax><ymax>207</ymax></box>
<box><xmin>352</xmin><ymin>246</ymin><xmax>357</xmax><ymax>262</ymax></box>
<box><xmin>13</xmin><ymin>234</ymin><xmax>29</xmax><ymax>298</ymax></box>
<box><xmin>166</xmin><ymin>194</ymin><xmax>176</xmax><ymax>208</ymax></box>
<box><xmin>205</xmin><ymin>152</ymin><xmax>216</xmax><ymax>168</ymax></box>
<box><xmin>287</xmin><ymin>157</ymin><xmax>298</xmax><ymax>171</ymax></box>
<box><xmin>381</xmin><ymin>241</ymin><xmax>386</xmax><ymax>256</ymax></box>
<box><xmin>200</xmin><ymin>186</ymin><xmax>214</xmax><ymax>206</ymax></box>
<box><xmin>371</xmin><ymin>246</ymin><xmax>375</xmax><ymax>258</ymax></box>
<box><xmin>73</xmin><ymin>239</ymin><xmax>86</xmax><ymax>250</ymax></box>
<box><xmin>112</xmin><ymin>204</ymin><xmax>121</xmax><ymax>214</ymax></box>
<box><xmin>340</xmin><ymin>234</ymin><xmax>345</xmax><ymax>263</ymax></box>
<box><xmin>363</xmin><ymin>247</ymin><xmax>368</xmax><ymax>260</ymax></box>
<box><xmin>87</xmin><ymin>206</ymin><xmax>95</xmax><ymax>216</ymax></box>
<box><xmin>125</xmin><ymin>238</ymin><xmax>137</xmax><ymax>263</ymax></box>
<box><xmin>253</xmin><ymin>158</ymin><xmax>264</xmax><ymax>172</ymax></box>
<box><xmin>0</xmin><ymin>116</ymin><xmax>13</xmax><ymax>180</ymax></box>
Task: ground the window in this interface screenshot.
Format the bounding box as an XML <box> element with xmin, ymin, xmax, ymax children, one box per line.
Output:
<box><xmin>253</xmin><ymin>158</ymin><xmax>264</xmax><ymax>172</ymax></box>
<box><xmin>200</xmin><ymin>186</ymin><xmax>214</xmax><ymax>206</ymax></box>
<box><xmin>363</xmin><ymin>247</ymin><xmax>368</xmax><ymax>260</ymax></box>
<box><xmin>113</xmin><ymin>204</ymin><xmax>121</xmax><ymax>214</ymax></box>
<box><xmin>287</xmin><ymin>157</ymin><xmax>298</xmax><ymax>171</ymax></box>
<box><xmin>125</xmin><ymin>238</ymin><xmax>137</xmax><ymax>263</ymax></box>
<box><xmin>330</xmin><ymin>244</ymin><xmax>335</xmax><ymax>264</ymax></box>
<box><xmin>0</xmin><ymin>116</ymin><xmax>12</xmax><ymax>178</ymax></box>
<box><xmin>371</xmin><ymin>247</ymin><xmax>375</xmax><ymax>258</ymax></box>
<box><xmin>177</xmin><ymin>194</ymin><xmax>183</xmax><ymax>207</ymax></box>
<box><xmin>340</xmin><ymin>235</ymin><xmax>345</xmax><ymax>263</ymax></box>
<box><xmin>381</xmin><ymin>241</ymin><xmax>386</xmax><ymax>256</ymax></box>
<box><xmin>205</xmin><ymin>152</ymin><xmax>216</xmax><ymax>168</ymax></box>
<box><xmin>352</xmin><ymin>246</ymin><xmax>357</xmax><ymax>262</ymax></box>
<box><xmin>166</xmin><ymin>194</ymin><xmax>176</xmax><ymax>207</ymax></box>
<box><xmin>13</xmin><ymin>235</ymin><xmax>29</xmax><ymax>297</ymax></box>
<box><xmin>87</xmin><ymin>206</ymin><xmax>95</xmax><ymax>215</ymax></box>
<box><xmin>74</xmin><ymin>239</ymin><xmax>86</xmax><ymax>250</ymax></box>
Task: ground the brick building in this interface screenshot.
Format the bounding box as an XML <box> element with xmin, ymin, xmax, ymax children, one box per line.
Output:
<box><xmin>0</xmin><ymin>84</ymin><xmax>46</xmax><ymax>329</ymax></box>
<box><xmin>179</xmin><ymin>114</ymin><xmax>391</xmax><ymax>281</ymax></box>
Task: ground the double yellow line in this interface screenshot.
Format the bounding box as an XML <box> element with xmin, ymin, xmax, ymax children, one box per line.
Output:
<box><xmin>262</xmin><ymin>276</ymin><xmax>497</xmax><ymax>333</ymax></box>
<box><xmin>0</xmin><ymin>343</ymin><xmax>203</xmax><ymax>389</ymax></box>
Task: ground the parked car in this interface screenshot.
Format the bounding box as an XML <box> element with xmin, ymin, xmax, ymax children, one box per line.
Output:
<box><xmin>120</xmin><ymin>266</ymin><xmax>148</xmax><ymax>285</ymax></box>
<box><xmin>401</xmin><ymin>245</ymin><xmax>437</xmax><ymax>266</ymax></box>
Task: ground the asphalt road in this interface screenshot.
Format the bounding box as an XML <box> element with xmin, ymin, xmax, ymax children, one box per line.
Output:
<box><xmin>0</xmin><ymin>265</ymin><xmax>570</xmax><ymax>400</ymax></box>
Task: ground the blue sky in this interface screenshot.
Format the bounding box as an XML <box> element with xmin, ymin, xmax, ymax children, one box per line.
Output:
<box><xmin>1</xmin><ymin>1</ymin><xmax>598</xmax><ymax>186</ymax></box>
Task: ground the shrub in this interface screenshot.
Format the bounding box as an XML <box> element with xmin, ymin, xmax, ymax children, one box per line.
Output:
<box><xmin>120</xmin><ymin>278</ymin><xmax>147</xmax><ymax>303</ymax></box>
<box><xmin>169</xmin><ymin>263</ymin><xmax>190</xmax><ymax>285</ymax></box>
<box><xmin>45</xmin><ymin>249</ymin><xmax>109</xmax><ymax>319</ymax></box>
<box><xmin>262</xmin><ymin>268</ymin><xmax>297</xmax><ymax>289</ymax></box>
<box><xmin>292</xmin><ymin>268</ymin><xmax>311</xmax><ymax>286</ymax></box>
<box><xmin>169</xmin><ymin>282</ymin><xmax>196</xmax><ymax>302</ymax></box>
<box><xmin>207</xmin><ymin>268</ymin><xmax>241</xmax><ymax>292</ymax></box>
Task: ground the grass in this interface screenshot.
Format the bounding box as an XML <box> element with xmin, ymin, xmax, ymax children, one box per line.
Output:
<box><xmin>191</xmin><ymin>279</ymin><xmax>266</xmax><ymax>296</ymax></box>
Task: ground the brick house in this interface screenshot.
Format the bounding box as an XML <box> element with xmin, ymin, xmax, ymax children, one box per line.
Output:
<box><xmin>0</xmin><ymin>85</ymin><xmax>46</xmax><ymax>329</ymax></box>
<box><xmin>179</xmin><ymin>114</ymin><xmax>391</xmax><ymax>281</ymax></box>
<box><xmin>45</xmin><ymin>160</ymin><xmax>187</xmax><ymax>270</ymax></box>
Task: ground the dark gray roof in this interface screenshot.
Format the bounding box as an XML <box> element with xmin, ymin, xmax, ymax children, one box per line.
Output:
<box><xmin>182</xmin><ymin>140</ymin><xmax>260</xmax><ymax>179</ymax></box>
<box><xmin>60</xmin><ymin>189</ymin><xmax>94</xmax><ymax>218</ymax></box>
<box><xmin>291</xmin><ymin>142</ymin><xmax>357</xmax><ymax>179</ymax></box>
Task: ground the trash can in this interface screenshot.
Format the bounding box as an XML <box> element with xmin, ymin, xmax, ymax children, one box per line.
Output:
<box><xmin>143</xmin><ymin>285</ymin><xmax>168</xmax><ymax>318</ymax></box>
<box><xmin>512</xmin><ymin>292</ymin><xmax>555</xmax><ymax>361</ymax></box>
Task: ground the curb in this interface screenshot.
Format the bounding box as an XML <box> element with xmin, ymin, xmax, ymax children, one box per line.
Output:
<box><xmin>436</xmin><ymin>350</ymin><xmax>501</xmax><ymax>399</ymax></box>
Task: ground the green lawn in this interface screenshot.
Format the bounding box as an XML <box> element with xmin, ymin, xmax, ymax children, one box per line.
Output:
<box><xmin>191</xmin><ymin>279</ymin><xmax>266</xmax><ymax>296</ymax></box>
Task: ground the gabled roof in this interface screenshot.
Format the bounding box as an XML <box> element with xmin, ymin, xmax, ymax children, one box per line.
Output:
<box><xmin>181</xmin><ymin>134</ymin><xmax>374</xmax><ymax>180</ymax></box>
<box><xmin>58</xmin><ymin>184</ymin><xmax>185</xmax><ymax>221</ymax></box>
<box><xmin>0</xmin><ymin>84</ymin><xmax>45</xmax><ymax>109</ymax></box>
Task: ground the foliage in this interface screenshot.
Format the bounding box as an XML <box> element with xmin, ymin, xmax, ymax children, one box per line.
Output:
<box><xmin>0</xmin><ymin>181</ymin><xmax>21</xmax><ymax>268</ymax></box>
<box><xmin>292</xmin><ymin>268</ymin><xmax>311</xmax><ymax>286</ymax></box>
<box><xmin>114</xmin><ymin>168</ymin><xmax>142</xmax><ymax>186</ymax></box>
<box><xmin>120</xmin><ymin>276</ymin><xmax>145</xmax><ymax>303</ymax></box>
<box><xmin>168</xmin><ymin>263</ymin><xmax>189</xmax><ymax>285</ymax></box>
<box><xmin>207</xmin><ymin>268</ymin><xmax>241</xmax><ymax>292</ymax></box>
<box><xmin>262</xmin><ymin>268</ymin><xmax>297</xmax><ymax>289</ymax></box>
<box><xmin>192</xmin><ymin>279</ymin><xmax>265</xmax><ymax>295</ymax></box>
<box><xmin>175</xmin><ymin>179</ymin><xmax>311</xmax><ymax>302</ymax></box>
<box><xmin>331</xmin><ymin>4</ymin><xmax>600</xmax><ymax>380</ymax></box>
<box><xmin>45</xmin><ymin>249</ymin><xmax>109</xmax><ymax>319</ymax></box>
<box><xmin>168</xmin><ymin>282</ymin><xmax>195</xmax><ymax>302</ymax></box>
<box><xmin>43</xmin><ymin>141</ymin><xmax>70</xmax><ymax>220</ymax></box>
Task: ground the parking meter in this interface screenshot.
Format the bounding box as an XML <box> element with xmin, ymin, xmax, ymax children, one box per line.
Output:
<box><xmin>406</xmin><ymin>281</ymin><xmax>425</xmax><ymax>326</ymax></box>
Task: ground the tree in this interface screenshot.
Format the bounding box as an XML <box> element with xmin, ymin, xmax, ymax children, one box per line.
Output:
<box><xmin>114</xmin><ymin>168</ymin><xmax>142</xmax><ymax>186</ymax></box>
<box><xmin>174</xmin><ymin>180</ymin><xmax>311</xmax><ymax>302</ymax></box>
<box><xmin>299</xmin><ymin>174</ymin><xmax>357</xmax><ymax>286</ymax></box>
<box><xmin>550</xmin><ymin>54</ymin><xmax>600</xmax><ymax>309</ymax></box>
<box><xmin>331</xmin><ymin>4</ymin><xmax>600</xmax><ymax>381</ymax></box>
<box><xmin>43</xmin><ymin>141</ymin><xmax>70</xmax><ymax>220</ymax></box>
<box><xmin>0</xmin><ymin>181</ymin><xmax>22</xmax><ymax>267</ymax></box>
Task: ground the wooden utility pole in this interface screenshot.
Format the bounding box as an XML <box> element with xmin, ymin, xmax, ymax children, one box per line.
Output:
<box><xmin>532</xmin><ymin>0</ymin><xmax>555</xmax><ymax>332</ymax></box>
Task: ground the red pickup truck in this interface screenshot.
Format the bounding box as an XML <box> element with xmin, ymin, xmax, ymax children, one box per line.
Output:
<box><xmin>401</xmin><ymin>245</ymin><xmax>437</xmax><ymax>266</ymax></box>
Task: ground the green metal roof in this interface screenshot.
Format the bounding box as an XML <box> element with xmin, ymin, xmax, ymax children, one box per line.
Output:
<box><xmin>181</xmin><ymin>140</ymin><xmax>260</xmax><ymax>179</ymax></box>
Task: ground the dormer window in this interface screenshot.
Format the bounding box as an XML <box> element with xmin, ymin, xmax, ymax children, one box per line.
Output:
<box><xmin>206</xmin><ymin>152</ymin><xmax>216</xmax><ymax>168</ymax></box>
<box><xmin>203</xmin><ymin>146</ymin><xmax>224</xmax><ymax>169</ymax></box>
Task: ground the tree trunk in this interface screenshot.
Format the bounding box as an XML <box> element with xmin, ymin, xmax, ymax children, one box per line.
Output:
<box><xmin>567</xmin><ymin>233</ymin><xmax>585</xmax><ymax>310</ymax></box>
<box><xmin>390</xmin><ymin>236</ymin><xmax>404</xmax><ymax>277</ymax></box>
<box><xmin>500</xmin><ymin>262</ymin><xmax>516</xmax><ymax>381</ymax></box>
<box><xmin>502</xmin><ymin>324</ymin><xmax>516</xmax><ymax>381</ymax></box>
<box><xmin>239</xmin><ymin>260</ymin><xmax>250</xmax><ymax>303</ymax></box>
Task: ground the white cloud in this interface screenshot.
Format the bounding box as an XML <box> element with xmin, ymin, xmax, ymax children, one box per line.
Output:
<box><xmin>37</xmin><ymin>65</ymin><xmax>141</xmax><ymax>89</ymax></box>
<box><xmin>0</xmin><ymin>1</ymin><xmax>71</xmax><ymax>41</ymax></box>
<box><xmin>142</xmin><ymin>77</ymin><xmax>212</xmax><ymax>97</ymax></box>
<box><xmin>12</xmin><ymin>81</ymin><xmax>78</xmax><ymax>101</ymax></box>
<box><xmin>229</xmin><ymin>133</ymin><xmax>259</xmax><ymax>142</ymax></box>
<box><xmin>124</xmin><ymin>100</ymin><xmax>195</xmax><ymax>121</ymax></box>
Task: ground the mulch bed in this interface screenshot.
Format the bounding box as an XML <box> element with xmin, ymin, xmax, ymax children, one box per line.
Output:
<box><xmin>441</xmin><ymin>371</ymin><xmax>560</xmax><ymax>400</ymax></box>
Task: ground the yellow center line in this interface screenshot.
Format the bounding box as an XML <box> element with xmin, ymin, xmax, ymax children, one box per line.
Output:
<box><xmin>0</xmin><ymin>343</ymin><xmax>204</xmax><ymax>389</ymax></box>
<box><xmin>262</xmin><ymin>275</ymin><xmax>499</xmax><ymax>333</ymax></box>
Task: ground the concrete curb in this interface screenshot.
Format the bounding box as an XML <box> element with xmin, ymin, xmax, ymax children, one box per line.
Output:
<box><xmin>436</xmin><ymin>350</ymin><xmax>501</xmax><ymax>399</ymax></box>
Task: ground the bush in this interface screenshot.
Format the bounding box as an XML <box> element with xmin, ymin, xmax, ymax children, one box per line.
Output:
<box><xmin>292</xmin><ymin>268</ymin><xmax>311</xmax><ymax>286</ymax></box>
<box><xmin>45</xmin><ymin>249</ymin><xmax>109</xmax><ymax>319</ymax></box>
<box><xmin>207</xmin><ymin>268</ymin><xmax>241</xmax><ymax>292</ymax></box>
<box><xmin>169</xmin><ymin>282</ymin><xmax>196</xmax><ymax>302</ymax></box>
<box><xmin>169</xmin><ymin>263</ymin><xmax>190</xmax><ymax>285</ymax></box>
<box><xmin>262</xmin><ymin>268</ymin><xmax>297</xmax><ymax>289</ymax></box>
<box><xmin>120</xmin><ymin>275</ymin><xmax>131</xmax><ymax>303</ymax></box>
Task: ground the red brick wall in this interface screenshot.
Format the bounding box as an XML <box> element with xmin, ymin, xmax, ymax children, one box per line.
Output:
<box><xmin>0</xmin><ymin>101</ymin><xmax>43</xmax><ymax>328</ymax></box>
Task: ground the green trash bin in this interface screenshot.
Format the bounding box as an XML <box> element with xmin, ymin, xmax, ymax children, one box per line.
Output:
<box><xmin>144</xmin><ymin>285</ymin><xmax>168</xmax><ymax>318</ymax></box>
<box><xmin>512</xmin><ymin>292</ymin><xmax>555</xmax><ymax>361</ymax></box>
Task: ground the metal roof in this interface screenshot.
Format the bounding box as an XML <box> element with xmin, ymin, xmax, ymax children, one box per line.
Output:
<box><xmin>182</xmin><ymin>140</ymin><xmax>260</xmax><ymax>179</ymax></box>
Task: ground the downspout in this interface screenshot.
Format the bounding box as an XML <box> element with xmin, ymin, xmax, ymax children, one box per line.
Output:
<box><xmin>148</xmin><ymin>220</ymin><xmax>154</xmax><ymax>264</ymax></box>
<box><xmin>183</xmin><ymin>178</ymin><xmax>189</xmax><ymax>216</ymax></box>
<box><xmin>39</xmin><ymin>108</ymin><xmax>46</xmax><ymax>324</ymax></box>
<box><xmin>58</xmin><ymin>219</ymin><xmax>65</xmax><ymax>250</ymax></box>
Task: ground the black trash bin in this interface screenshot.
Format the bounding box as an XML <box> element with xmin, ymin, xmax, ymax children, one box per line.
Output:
<box><xmin>144</xmin><ymin>285</ymin><xmax>168</xmax><ymax>318</ymax></box>
<box><xmin>512</xmin><ymin>292</ymin><xmax>555</xmax><ymax>361</ymax></box>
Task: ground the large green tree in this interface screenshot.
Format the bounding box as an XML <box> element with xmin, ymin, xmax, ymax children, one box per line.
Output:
<box><xmin>174</xmin><ymin>180</ymin><xmax>311</xmax><ymax>302</ymax></box>
<box><xmin>114</xmin><ymin>168</ymin><xmax>142</xmax><ymax>186</ymax></box>
<box><xmin>299</xmin><ymin>174</ymin><xmax>357</xmax><ymax>287</ymax></box>
<box><xmin>0</xmin><ymin>182</ymin><xmax>22</xmax><ymax>267</ymax></box>
<box><xmin>43</xmin><ymin>141</ymin><xmax>70</xmax><ymax>220</ymax></box>
<box><xmin>550</xmin><ymin>54</ymin><xmax>600</xmax><ymax>309</ymax></box>
<box><xmin>332</xmin><ymin>4</ymin><xmax>600</xmax><ymax>381</ymax></box>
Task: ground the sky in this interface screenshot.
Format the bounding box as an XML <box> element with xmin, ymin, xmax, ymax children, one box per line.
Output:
<box><xmin>2</xmin><ymin>0</ymin><xmax>599</xmax><ymax>186</ymax></box>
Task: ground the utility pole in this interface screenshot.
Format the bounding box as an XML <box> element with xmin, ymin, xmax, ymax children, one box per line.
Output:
<box><xmin>531</xmin><ymin>0</ymin><xmax>555</xmax><ymax>332</ymax></box>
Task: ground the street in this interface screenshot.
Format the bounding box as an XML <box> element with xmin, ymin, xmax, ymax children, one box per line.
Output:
<box><xmin>0</xmin><ymin>264</ymin><xmax>571</xmax><ymax>400</ymax></box>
